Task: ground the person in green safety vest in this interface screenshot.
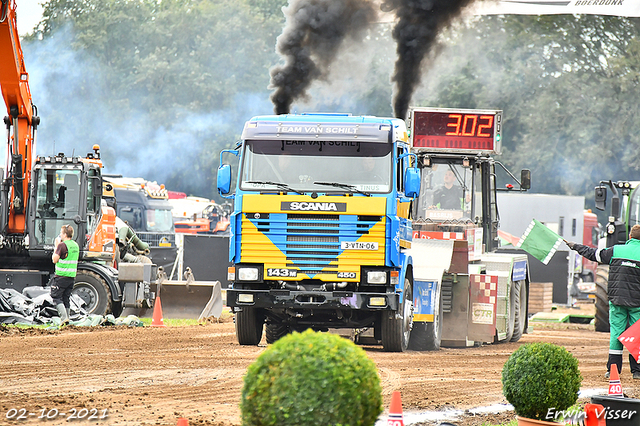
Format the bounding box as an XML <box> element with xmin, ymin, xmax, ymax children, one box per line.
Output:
<box><xmin>51</xmin><ymin>224</ymin><xmax>79</xmax><ymax>324</ymax></box>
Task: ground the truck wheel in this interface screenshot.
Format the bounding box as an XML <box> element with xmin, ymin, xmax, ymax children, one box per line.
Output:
<box><xmin>235</xmin><ymin>308</ymin><xmax>264</xmax><ymax>345</ymax></box>
<box><xmin>510</xmin><ymin>280</ymin><xmax>527</xmax><ymax>342</ymax></box>
<box><xmin>381</xmin><ymin>277</ymin><xmax>413</xmax><ymax>352</ymax></box>
<box><xmin>409</xmin><ymin>285</ymin><xmax>442</xmax><ymax>351</ymax></box>
<box><xmin>72</xmin><ymin>271</ymin><xmax>112</xmax><ymax>316</ymax></box>
<box><xmin>265</xmin><ymin>322</ymin><xmax>289</xmax><ymax>344</ymax></box>
<box><xmin>595</xmin><ymin>265</ymin><xmax>610</xmax><ymax>333</ymax></box>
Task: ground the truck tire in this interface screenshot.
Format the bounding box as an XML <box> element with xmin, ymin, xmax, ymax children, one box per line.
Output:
<box><xmin>72</xmin><ymin>271</ymin><xmax>112</xmax><ymax>316</ymax></box>
<box><xmin>235</xmin><ymin>307</ymin><xmax>264</xmax><ymax>345</ymax></box>
<box><xmin>510</xmin><ymin>280</ymin><xmax>527</xmax><ymax>342</ymax></box>
<box><xmin>381</xmin><ymin>277</ymin><xmax>413</xmax><ymax>352</ymax></box>
<box><xmin>265</xmin><ymin>322</ymin><xmax>289</xmax><ymax>344</ymax></box>
<box><xmin>409</xmin><ymin>285</ymin><xmax>442</xmax><ymax>351</ymax></box>
<box><xmin>595</xmin><ymin>265</ymin><xmax>610</xmax><ymax>333</ymax></box>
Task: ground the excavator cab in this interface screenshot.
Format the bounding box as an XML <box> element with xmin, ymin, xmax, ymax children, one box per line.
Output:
<box><xmin>27</xmin><ymin>153</ymin><xmax>107</xmax><ymax>260</ymax></box>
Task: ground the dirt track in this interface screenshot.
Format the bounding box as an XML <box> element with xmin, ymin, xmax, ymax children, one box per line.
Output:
<box><xmin>0</xmin><ymin>313</ymin><xmax>635</xmax><ymax>426</ymax></box>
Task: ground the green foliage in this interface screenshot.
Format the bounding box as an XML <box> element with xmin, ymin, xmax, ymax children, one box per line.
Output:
<box><xmin>241</xmin><ymin>329</ymin><xmax>382</xmax><ymax>426</ymax></box>
<box><xmin>502</xmin><ymin>342</ymin><xmax>582</xmax><ymax>421</ymax></box>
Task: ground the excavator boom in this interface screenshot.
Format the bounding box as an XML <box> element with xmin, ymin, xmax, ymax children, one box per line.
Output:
<box><xmin>0</xmin><ymin>0</ymin><xmax>38</xmax><ymax>235</ymax></box>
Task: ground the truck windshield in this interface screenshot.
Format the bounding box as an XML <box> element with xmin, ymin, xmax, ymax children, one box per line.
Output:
<box><xmin>415</xmin><ymin>161</ymin><xmax>473</xmax><ymax>221</ymax></box>
<box><xmin>628</xmin><ymin>186</ymin><xmax>640</xmax><ymax>230</ymax></box>
<box><xmin>146</xmin><ymin>209</ymin><xmax>174</xmax><ymax>232</ymax></box>
<box><xmin>239</xmin><ymin>140</ymin><xmax>392</xmax><ymax>193</ymax></box>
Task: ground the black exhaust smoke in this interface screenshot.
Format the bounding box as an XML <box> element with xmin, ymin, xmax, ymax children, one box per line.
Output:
<box><xmin>382</xmin><ymin>0</ymin><xmax>476</xmax><ymax>120</ymax></box>
<box><xmin>269</xmin><ymin>0</ymin><xmax>377</xmax><ymax>115</ymax></box>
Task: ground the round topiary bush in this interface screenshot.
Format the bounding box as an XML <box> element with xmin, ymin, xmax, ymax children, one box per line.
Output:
<box><xmin>502</xmin><ymin>342</ymin><xmax>582</xmax><ymax>422</ymax></box>
<box><xmin>241</xmin><ymin>329</ymin><xmax>382</xmax><ymax>426</ymax></box>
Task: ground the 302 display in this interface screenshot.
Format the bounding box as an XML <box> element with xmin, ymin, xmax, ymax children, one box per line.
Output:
<box><xmin>410</xmin><ymin>108</ymin><xmax>502</xmax><ymax>154</ymax></box>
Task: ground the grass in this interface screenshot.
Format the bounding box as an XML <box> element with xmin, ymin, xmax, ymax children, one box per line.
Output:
<box><xmin>139</xmin><ymin>318</ymin><xmax>202</xmax><ymax>327</ymax></box>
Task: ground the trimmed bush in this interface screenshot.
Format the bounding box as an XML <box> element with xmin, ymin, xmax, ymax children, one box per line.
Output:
<box><xmin>241</xmin><ymin>329</ymin><xmax>382</xmax><ymax>426</ymax></box>
<box><xmin>502</xmin><ymin>342</ymin><xmax>582</xmax><ymax>421</ymax></box>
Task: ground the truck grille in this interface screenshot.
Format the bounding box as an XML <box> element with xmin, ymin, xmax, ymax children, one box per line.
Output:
<box><xmin>241</xmin><ymin>213</ymin><xmax>384</xmax><ymax>278</ymax></box>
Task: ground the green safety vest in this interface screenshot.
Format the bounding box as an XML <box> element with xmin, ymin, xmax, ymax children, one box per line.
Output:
<box><xmin>55</xmin><ymin>239</ymin><xmax>79</xmax><ymax>278</ymax></box>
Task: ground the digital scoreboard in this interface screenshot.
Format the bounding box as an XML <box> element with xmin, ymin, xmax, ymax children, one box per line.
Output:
<box><xmin>409</xmin><ymin>108</ymin><xmax>502</xmax><ymax>155</ymax></box>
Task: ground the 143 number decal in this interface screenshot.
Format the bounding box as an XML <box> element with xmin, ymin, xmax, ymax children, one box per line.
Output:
<box><xmin>267</xmin><ymin>268</ymin><xmax>297</xmax><ymax>277</ymax></box>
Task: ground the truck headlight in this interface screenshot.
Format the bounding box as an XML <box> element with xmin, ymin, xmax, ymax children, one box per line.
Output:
<box><xmin>367</xmin><ymin>271</ymin><xmax>387</xmax><ymax>284</ymax></box>
<box><xmin>237</xmin><ymin>267</ymin><xmax>259</xmax><ymax>281</ymax></box>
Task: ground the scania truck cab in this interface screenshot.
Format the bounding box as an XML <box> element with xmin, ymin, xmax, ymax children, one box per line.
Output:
<box><xmin>218</xmin><ymin>113</ymin><xmax>420</xmax><ymax>351</ymax></box>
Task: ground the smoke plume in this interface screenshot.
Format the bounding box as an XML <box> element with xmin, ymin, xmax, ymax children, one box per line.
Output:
<box><xmin>382</xmin><ymin>0</ymin><xmax>476</xmax><ymax>119</ymax></box>
<box><xmin>269</xmin><ymin>0</ymin><xmax>377</xmax><ymax>115</ymax></box>
<box><xmin>20</xmin><ymin>26</ymin><xmax>272</xmax><ymax>200</ymax></box>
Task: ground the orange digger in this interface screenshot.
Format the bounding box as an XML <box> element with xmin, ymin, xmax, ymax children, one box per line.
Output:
<box><xmin>0</xmin><ymin>0</ymin><xmax>155</xmax><ymax>317</ymax></box>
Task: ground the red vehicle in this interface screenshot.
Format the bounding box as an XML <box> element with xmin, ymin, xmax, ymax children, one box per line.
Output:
<box><xmin>171</xmin><ymin>196</ymin><xmax>230</xmax><ymax>235</ymax></box>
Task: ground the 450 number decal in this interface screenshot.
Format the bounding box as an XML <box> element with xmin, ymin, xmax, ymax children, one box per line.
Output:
<box><xmin>337</xmin><ymin>272</ymin><xmax>357</xmax><ymax>279</ymax></box>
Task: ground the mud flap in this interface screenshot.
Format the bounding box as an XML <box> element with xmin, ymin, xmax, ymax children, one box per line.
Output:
<box><xmin>408</xmin><ymin>239</ymin><xmax>453</xmax><ymax>349</ymax></box>
<box><xmin>468</xmin><ymin>274</ymin><xmax>497</xmax><ymax>343</ymax></box>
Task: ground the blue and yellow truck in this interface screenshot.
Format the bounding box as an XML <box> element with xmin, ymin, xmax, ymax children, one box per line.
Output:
<box><xmin>217</xmin><ymin>109</ymin><xmax>531</xmax><ymax>351</ymax></box>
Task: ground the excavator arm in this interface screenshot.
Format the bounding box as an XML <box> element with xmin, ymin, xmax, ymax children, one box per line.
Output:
<box><xmin>0</xmin><ymin>0</ymin><xmax>39</xmax><ymax>235</ymax></box>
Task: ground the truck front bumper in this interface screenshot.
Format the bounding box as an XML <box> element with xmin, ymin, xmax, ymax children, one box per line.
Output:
<box><xmin>227</xmin><ymin>289</ymin><xmax>399</xmax><ymax>311</ymax></box>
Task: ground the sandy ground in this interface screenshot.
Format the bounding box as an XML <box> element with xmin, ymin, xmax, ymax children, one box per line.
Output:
<box><xmin>0</xmin><ymin>305</ymin><xmax>633</xmax><ymax>426</ymax></box>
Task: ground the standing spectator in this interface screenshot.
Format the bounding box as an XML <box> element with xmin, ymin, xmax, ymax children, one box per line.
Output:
<box><xmin>565</xmin><ymin>224</ymin><xmax>640</xmax><ymax>379</ymax></box>
<box><xmin>51</xmin><ymin>224</ymin><xmax>79</xmax><ymax>325</ymax></box>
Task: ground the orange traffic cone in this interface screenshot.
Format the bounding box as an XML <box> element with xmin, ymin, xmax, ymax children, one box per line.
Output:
<box><xmin>176</xmin><ymin>418</ymin><xmax>188</xmax><ymax>426</ymax></box>
<box><xmin>584</xmin><ymin>403</ymin><xmax>606</xmax><ymax>426</ymax></box>
<box><xmin>387</xmin><ymin>391</ymin><xmax>404</xmax><ymax>426</ymax></box>
<box><xmin>151</xmin><ymin>296</ymin><xmax>166</xmax><ymax>328</ymax></box>
<box><xmin>608</xmin><ymin>364</ymin><xmax>623</xmax><ymax>397</ymax></box>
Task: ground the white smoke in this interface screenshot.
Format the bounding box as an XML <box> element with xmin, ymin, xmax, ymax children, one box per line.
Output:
<box><xmin>19</xmin><ymin>26</ymin><xmax>272</xmax><ymax>198</ymax></box>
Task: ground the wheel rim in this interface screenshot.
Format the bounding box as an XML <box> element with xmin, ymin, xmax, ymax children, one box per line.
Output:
<box><xmin>518</xmin><ymin>285</ymin><xmax>527</xmax><ymax>325</ymax></box>
<box><xmin>434</xmin><ymin>297</ymin><xmax>441</xmax><ymax>338</ymax></box>
<box><xmin>402</xmin><ymin>289</ymin><xmax>414</xmax><ymax>344</ymax></box>
<box><xmin>72</xmin><ymin>283</ymin><xmax>98</xmax><ymax>312</ymax></box>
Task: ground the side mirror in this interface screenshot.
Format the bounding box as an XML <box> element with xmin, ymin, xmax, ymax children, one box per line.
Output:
<box><xmin>94</xmin><ymin>177</ymin><xmax>103</xmax><ymax>198</ymax></box>
<box><xmin>520</xmin><ymin>169</ymin><xmax>531</xmax><ymax>190</ymax></box>
<box><xmin>595</xmin><ymin>186</ymin><xmax>607</xmax><ymax>211</ymax></box>
<box><xmin>217</xmin><ymin>164</ymin><xmax>232</xmax><ymax>195</ymax></box>
<box><xmin>404</xmin><ymin>167</ymin><xmax>421</xmax><ymax>198</ymax></box>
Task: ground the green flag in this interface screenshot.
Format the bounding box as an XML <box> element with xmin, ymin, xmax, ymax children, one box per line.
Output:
<box><xmin>516</xmin><ymin>219</ymin><xmax>562</xmax><ymax>265</ymax></box>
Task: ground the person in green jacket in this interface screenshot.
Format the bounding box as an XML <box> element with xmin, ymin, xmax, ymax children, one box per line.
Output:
<box><xmin>51</xmin><ymin>224</ymin><xmax>79</xmax><ymax>324</ymax></box>
<box><xmin>566</xmin><ymin>224</ymin><xmax>640</xmax><ymax>379</ymax></box>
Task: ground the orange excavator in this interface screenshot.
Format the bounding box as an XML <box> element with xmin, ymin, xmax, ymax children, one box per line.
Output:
<box><xmin>0</xmin><ymin>0</ymin><xmax>154</xmax><ymax>318</ymax></box>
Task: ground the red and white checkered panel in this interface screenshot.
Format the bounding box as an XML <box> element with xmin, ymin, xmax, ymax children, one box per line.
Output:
<box><xmin>412</xmin><ymin>231</ymin><xmax>465</xmax><ymax>240</ymax></box>
<box><xmin>472</xmin><ymin>274</ymin><xmax>498</xmax><ymax>305</ymax></box>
